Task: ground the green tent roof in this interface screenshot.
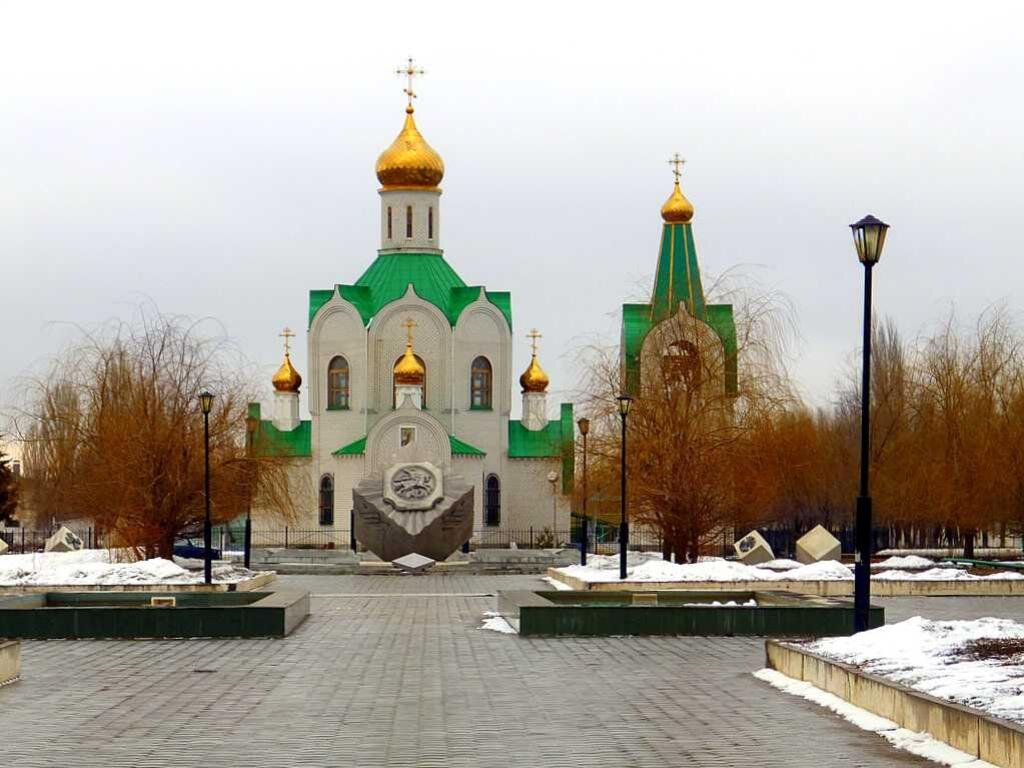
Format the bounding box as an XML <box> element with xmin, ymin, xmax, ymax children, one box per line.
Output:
<box><xmin>332</xmin><ymin>433</ymin><xmax>485</xmax><ymax>457</ymax></box>
<box><xmin>247</xmin><ymin>403</ymin><xmax>312</xmax><ymax>458</ymax></box>
<box><xmin>309</xmin><ymin>252</ymin><xmax>512</xmax><ymax>330</ymax></box>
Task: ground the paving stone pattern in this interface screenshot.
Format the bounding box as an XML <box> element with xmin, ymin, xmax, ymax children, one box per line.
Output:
<box><xmin>6</xmin><ymin>575</ymin><xmax>1010</xmax><ymax>767</ymax></box>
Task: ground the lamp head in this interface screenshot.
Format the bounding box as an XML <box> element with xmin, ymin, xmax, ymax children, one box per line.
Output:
<box><xmin>577</xmin><ymin>417</ymin><xmax>590</xmax><ymax>436</ymax></box>
<box><xmin>546</xmin><ymin>470</ymin><xmax>559</xmax><ymax>485</ymax></box>
<box><xmin>850</xmin><ymin>214</ymin><xmax>889</xmax><ymax>265</ymax></box>
<box><xmin>198</xmin><ymin>390</ymin><xmax>214</xmax><ymax>415</ymax></box>
<box><xmin>616</xmin><ymin>393</ymin><xmax>633</xmax><ymax>417</ymax></box>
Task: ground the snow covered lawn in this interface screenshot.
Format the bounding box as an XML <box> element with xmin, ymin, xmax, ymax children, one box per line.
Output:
<box><xmin>553</xmin><ymin>553</ymin><xmax>1024</xmax><ymax>585</ymax></box>
<box><xmin>0</xmin><ymin>549</ymin><xmax>262</xmax><ymax>587</ymax></box>
<box><xmin>804</xmin><ymin>617</ymin><xmax>1024</xmax><ymax>725</ymax></box>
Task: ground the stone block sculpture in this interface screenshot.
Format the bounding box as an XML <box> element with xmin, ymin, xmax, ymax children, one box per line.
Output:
<box><xmin>44</xmin><ymin>526</ymin><xmax>84</xmax><ymax>553</ymax></box>
<box><xmin>733</xmin><ymin>529</ymin><xmax>774</xmax><ymax>565</ymax></box>
<box><xmin>795</xmin><ymin>525</ymin><xmax>841</xmax><ymax>564</ymax></box>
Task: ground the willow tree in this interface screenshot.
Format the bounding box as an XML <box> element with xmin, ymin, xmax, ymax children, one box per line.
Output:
<box><xmin>17</xmin><ymin>309</ymin><xmax>297</xmax><ymax>558</ymax></box>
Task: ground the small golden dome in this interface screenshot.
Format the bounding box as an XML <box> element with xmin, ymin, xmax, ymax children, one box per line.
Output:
<box><xmin>661</xmin><ymin>181</ymin><xmax>694</xmax><ymax>223</ymax></box>
<box><xmin>375</xmin><ymin>107</ymin><xmax>445</xmax><ymax>190</ymax></box>
<box><xmin>272</xmin><ymin>354</ymin><xmax>302</xmax><ymax>393</ymax></box>
<box><xmin>519</xmin><ymin>354</ymin><xmax>550</xmax><ymax>393</ymax></box>
<box><xmin>394</xmin><ymin>343</ymin><xmax>426</xmax><ymax>385</ymax></box>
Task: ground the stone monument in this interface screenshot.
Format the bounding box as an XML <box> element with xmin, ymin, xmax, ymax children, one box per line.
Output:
<box><xmin>353</xmin><ymin>443</ymin><xmax>474</xmax><ymax>562</ymax></box>
<box><xmin>0</xmin><ymin>537</ymin><xmax>8</xmax><ymax>555</ymax></box>
<box><xmin>44</xmin><ymin>526</ymin><xmax>83</xmax><ymax>553</ymax></box>
<box><xmin>733</xmin><ymin>530</ymin><xmax>774</xmax><ymax>565</ymax></box>
<box><xmin>795</xmin><ymin>524</ymin><xmax>841</xmax><ymax>564</ymax></box>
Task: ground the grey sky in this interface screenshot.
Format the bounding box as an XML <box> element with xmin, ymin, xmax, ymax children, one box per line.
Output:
<box><xmin>3</xmin><ymin>1</ymin><xmax>1023</xmax><ymax>430</ymax></box>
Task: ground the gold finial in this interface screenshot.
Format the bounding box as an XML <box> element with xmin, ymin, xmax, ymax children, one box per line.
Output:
<box><xmin>272</xmin><ymin>326</ymin><xmax>302</xmax><ymax>393</ymax></box>
<box><xmin>520</xmin><ymin>329</ymin><xmax>550</xmax><ymax>393</ymax></box>
<box><xmin>667</xmin><ymin>153</ymin><xmax>686</xmax><ymax>183</ymax></box>
<box><xmin>396</xmin><ymin>56</ymin><xmax>425</xmax><ymax>114</ymax></box>
<box><xmin>661</xmin><ymin>153</ymin><xmax>695</xmax><ymax>224</ymax></box>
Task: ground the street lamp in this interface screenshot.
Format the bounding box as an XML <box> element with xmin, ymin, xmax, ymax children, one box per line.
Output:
<box><xmin>850</xmin><ymin>214</ymin><xmax>889</xmax><ymax>632</ymax></box>
<box><xmin>577</xmin><ymin>416</ymin><xmax>590</xmax><ymax>566</ymax></box>
<box><xmin>546</xmin><ymin>470</ymin><xmax>559</xmax><ymax>545</ymax></box>
<box><xmin>616</xmin><ymin>394</ymin><xmax>633</xmax><ymax>580</ymax></box>
<box><xmin>244</xmin><ymin>412</ymin><xmax>258</xmax><ymax>571</ymax></box>
<box><xmin>198</xmin><ymin>390</ymin><xmax>214</xmax><ymax>585</ymax></box>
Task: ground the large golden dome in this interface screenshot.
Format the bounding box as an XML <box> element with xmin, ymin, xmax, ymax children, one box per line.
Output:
<box><xmin>394</xmin><ymin>342</ymin><xmax>426</xmax><ymax>385</ymax></box>
<box><xmin>375</xmin><ymin>107</ymin><xmax>445</xmax><ymax>190</ymax></box>
<box><xmin>272</xmin><ymin>354</ymin><xmax>302</xmax><ymax>393</ymax></box>
<box><xmin>661</xmin><ymin>180</ymin><xmax>694</xmax><ymax>224</ymax></box>
<box><xmin>519</xmin><ymin>354</ymin><xmax>550</xmax><ymax>393</ymax></box>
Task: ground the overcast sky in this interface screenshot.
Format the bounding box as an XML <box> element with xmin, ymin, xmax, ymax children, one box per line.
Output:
<box><xmin>3</xmin><ymin>0</ymin><xmax>1023</xmax><ymax>433</ymax></box>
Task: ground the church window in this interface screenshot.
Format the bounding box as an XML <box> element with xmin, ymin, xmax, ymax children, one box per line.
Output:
<box><xmin>387</xmin><ymin>207</ymin><xmax>392</xmax><ymax>239</ymax></box>
<box><xmin>662</xmin><ymin>340</ymin><xmax>701</xmax><ymax>390</ymax></box>
<box><xmin>406</xmin><ymin>205</ymin><xmax>413</xmax><ymax>238</ymax></box>
<box><xmin>319</xmin><ymin>474</ymin><xmax>334</xmax><ymax>526</ymax></box>
<box><xmin>470</xmin><ymin>356</ymin><xmax>492</xmax><ymax>409</ymax></box>
<box><xmin>327</xmin><ymin>356</ymin><xmax>350</xmax><ymax>410</ymax></box>
<box><xmin>428</xmin><ymin>206</ymin><xmax>434</xmax><ymax>239</ymax></box>
<box><xmin>484</xmin><ymin>474</ymin><xmax>501</xmax><ymax>527</ymax></box>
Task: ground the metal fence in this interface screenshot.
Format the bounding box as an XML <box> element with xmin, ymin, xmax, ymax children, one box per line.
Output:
<box><xmin>0</xmin><ymin>526</ymin><xmax>100</xmax><ymax>554</ymax></box>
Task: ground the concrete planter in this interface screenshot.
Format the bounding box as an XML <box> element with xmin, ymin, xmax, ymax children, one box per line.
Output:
<box><xmin>547</xmin><ymin>568</ymin><xmax>1024</xmax><ymax>597</ymax></box>
<box><xmin>0</xmin><ymin>571</ymin><xmax>276</xmax><ymax>595</ymax></box>
<box><xmin>0</xmin><ymin>640</ymin><xmax>19</xmax><ymax>686</ymax></box>
<box><xmin>765</xmin><ymin>640</ymin><xmax>1024</xmax><ymax>767</ymax></box>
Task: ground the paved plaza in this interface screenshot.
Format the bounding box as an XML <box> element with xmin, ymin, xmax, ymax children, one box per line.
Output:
<box><xmin>4</xmin><ymin>575</ymin><xmax>1024</xmax><ymax>767</ymax></box>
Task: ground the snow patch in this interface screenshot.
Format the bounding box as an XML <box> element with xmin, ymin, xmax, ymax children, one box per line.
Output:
<box><xmin>541</xmin><ymin>576</ymin><xmax>573</xmax><ymax>591</ymax></box>
<box><xmin>479</xmin><ymin>611</ymin><xmax>516</xmax><ymax>634</ymax></box>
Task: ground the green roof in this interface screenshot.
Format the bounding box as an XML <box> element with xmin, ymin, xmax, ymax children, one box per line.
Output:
<box><xmin>309</xmin><ymin>253</ymin><xmax>512</xmax><ymax>330</ymax></box>
<box><xmin>331</xmin><ymin>433</ymin><xmax>485</xmax><ymax>457</ymax></box>
<box><xmin>247</xmin><ymin>403</ymin><xmax>312</xmax><ymax>458</ymax></box>
<box><xmin>621</xmin><ymin>221</ymin><xmax>737</xmax><ymax>395</ymax></box>
<box><xmin>508</xmin><ymin>403</ymin><xmax>575</xmax><ymax>493</ymax></box>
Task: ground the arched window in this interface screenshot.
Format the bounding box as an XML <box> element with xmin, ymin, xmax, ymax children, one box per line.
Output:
<box><xmin>319</xmin><ymin>475</ymin><xmax>334</xmax><ymax>526</ymax></box>
<box><xmin>406</xmin><ymin>205</ymin><xmax>413</xmax><ymax>238</ymax></box>
<box><xmin>387</xmin><ymin>206</ymin><xmax>393</xmax><ymax>239</ymax></box>
<box><xmin>327</xmin><ymin>356</ymin><xmax>350</xmax><ymax>410</ymax></box>
<box><xmin>470</xmin><ymin>356</ymin><xmax>492</xmax><ymax>409</ymax></box>
<box><xmin>393</xmin><ymin>354</ymin><xmax>427</xmax><ymax>407</ymax></box>
<box><xmin>485</xmin><ymin>474</ymin><xmax>501</xmax><ymax>527</ymax></box>
<box><xmin>428</xmin><ymin>206</ymin><xmax>434</xmax><ymax>239</ymax></box>
<box><xmin>661</xmin><ymin>339</ymin><xmax>700</xmax><ymax>390</ymax></box>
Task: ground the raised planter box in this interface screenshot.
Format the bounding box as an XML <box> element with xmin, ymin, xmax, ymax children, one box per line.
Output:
<box><xmin>0</xmin><ymin>590</ymin><xmax>309</xmax><ymax>639</ymax></box>
<box><xmin>0</xmin><ymin>640</ymin><xmax>19</xmax><ymax>686</ymax></box>
<box><xmin>499</xmin><ymin>590</ymin><xmax>883</xmax><ymax>637</ymax></box>
<box><xmin>765</xmin><ymin>640</ymin><xmax>1024</xmax><ymax>767</ymax></box>
<box><xmin>0</xmin><ymin>571</ymin><xmax>276</xmax><ymax>595</ymax></box>
<box><xmin>546</xmin><ymin>568</ymin><xmax>1024</xmax><ymax>596</ymax></box>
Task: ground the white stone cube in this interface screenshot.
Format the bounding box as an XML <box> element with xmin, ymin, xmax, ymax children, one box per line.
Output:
<box><xmin>795</xmin><ymin>525</ymin><xmax>841</xmax><ymax>564</ymax></box>
<box><xmin>44</xmin><ymin>526</ymin><xmax>84</xmax><ymax>553</ymax></box>
<box><xmin>0</xmin><ymin>537</ymin><xmax>8</xmax><ymax>555</ymax></box>
<box><xmin>733</xmin><ymin>530</ymin><xmax>774</xmax><ymax>565</ymax></box>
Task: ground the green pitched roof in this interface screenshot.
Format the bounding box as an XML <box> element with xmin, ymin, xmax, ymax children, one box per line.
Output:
<box><xmin>620</xmin><ymin>222</ymin><xmax>737</xmax><ymax>395</ymax></box>
<box><xmin>508</xmin><ymin>403</ymin><xmax>575</xmax><ymax>493</ymax></box>
<box><xmin>247</xmin><ymin>403</ymin><xmax>312</xmax><ymax>458</ymax></box>
<box><xmin>331</xmin><ymin>433</ymin><xmax>485</xmax><ymax>457</ymax></box>
<box><xmin>308</xmin><ymin>253</ymin><xmax>512</xmax><ymax>330</ymax></box>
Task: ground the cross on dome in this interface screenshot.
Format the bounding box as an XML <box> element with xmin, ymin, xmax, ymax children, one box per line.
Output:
<box><xmin>527</xmin><ymin>328</ymin><xmax>542</xmax><ymax>355</ymax></box>
<box><xmin>279</xmin><ymin>326</ymin><xmax>296</xmax><ymax>356</ymax></box>
<box><xmin>402</xmin><ymin>317</ymin><xmax>418</xmax><ymax>346</ymax></box>
<box><xmin>396</xmin><ymin>57</ymin><xmax>425</xmax><ymax>112</ymax></box>
<box><xmin>667</xmin><ymin>153</ymin><xmax>686</xmax><ymax>182</ymax></box>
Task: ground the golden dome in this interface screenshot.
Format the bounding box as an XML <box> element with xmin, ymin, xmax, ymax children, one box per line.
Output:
<box><xmin>375</xmin><ymin>107</ymin><xmax>445</xmax><ymax>190</ymax></box>
<box><xmin>394</xmin><ymin>342</ymin><xmax>426</xmax><ymax>385</ymax></box>
<box><xmin>661</xmin><ymin>181</ymin><xmax>694</xmax><ymax>224</ymax></box>
<box><xmin>519</xmin><ymin>354</ymin><xmax>550</xmax><ymax>393</ymax></box>
<box><xmin>272</xmin><ymin>354</ymin><xmax>302</xmax><ymax>393</ymax></box>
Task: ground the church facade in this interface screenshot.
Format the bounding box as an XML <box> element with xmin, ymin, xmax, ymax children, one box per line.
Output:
<box><xmin>248</xmin><ymin>70</ymin><xmax>574</xmax><ymax>540</ymax></box>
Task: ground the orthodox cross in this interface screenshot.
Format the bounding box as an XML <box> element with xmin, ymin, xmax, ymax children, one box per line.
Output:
<box><xmin>527</xmin><ymin>328</ymin><xmax>542</xmax><ymax>355</ymax></box>
<box><xmin>279</xmin><ymin>327</ymin><xmax>295</xmax><ymax>356</ymax></box>
<box><xmin>396</xmin><ymin>57</ymin><xmax>425</xmax><ymax>109</ymax></box>
<box><xmin>667</xmin><ymin>152</ymin><xmax>686</xmax><ymax>182</ymax></box>
<box><xmin>402</xmin><ymin>318</ymin><xmax>418</xmax><ymax>346</ymax></box>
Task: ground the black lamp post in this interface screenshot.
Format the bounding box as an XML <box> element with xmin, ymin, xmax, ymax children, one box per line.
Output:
<box><xmin>850</xmin><ymin>214</ymin><xmax>889</xmax><ymax>632</ymax></box>
<box><xmin>199</xmin><ymin>390</ymin><xmax>214</xmax><ymax>585</ymax></box>
<box><xmin>577</xmin><ymin>416</ymin><xmax>590</xmax><ymax>566</ymax></box>
<box><xmin>244</xmin><ymin>412</ymin><xmax>258</xmax><ymax>571</ymax></box>
<box><xmin>616</xmin><ymin>394</ymin><xmax>632</xmax><ymax>580</ymax></box>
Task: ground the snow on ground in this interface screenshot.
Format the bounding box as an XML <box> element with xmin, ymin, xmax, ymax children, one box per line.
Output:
<box><xmin>0</xmin><ymin>548</ymin><xmax>262</xmax><ymax>586</ymax></box>
<box><xmin>684</xmin><ymin>599</ymin><xmax>757</xmax><ymax>607</ymax></box>
<box><xmin>541</xmin><ymin>576</ymin><xmax>573</xmax><ymax>591</ymax></box>
<box><xmin>555</xmin><ymin>553</ymin><xmax>1024</xmax><ymax>584</ymax></box>
<box><xmin>805</xmin><ymin>617</ymin><xmax>1024</xmax><ymax>724</ymax></box>
<box><xmin>479</xmin><ymin>611</ymin><xmax>516</xmax><ymax>634</ymax></box>
<box><xmin>758</xmin><ymin>558</ymin><xmax>804</xmax><ymax>570</ymax></box>
<box><xmin>755</xmin><ymin>668</ymin><xmax>997</xmax><ymax>767</ymax></box>
<box><xmin>873</xmin><ymin>555</ymin><xmax>938</xmax><ymax>569</ymax></box>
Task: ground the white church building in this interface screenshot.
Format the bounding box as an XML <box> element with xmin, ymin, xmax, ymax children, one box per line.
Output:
<box><xmin>248</xmin><ymin>64</ymin><xmax>574</xmax><ymax>540</ymax></box>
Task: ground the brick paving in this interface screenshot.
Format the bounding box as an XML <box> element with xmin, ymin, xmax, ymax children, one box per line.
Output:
<box><xmin>6</xmin><ymin>575</ymin><xmax>1021</xmax><ymax>767</ymax></box>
